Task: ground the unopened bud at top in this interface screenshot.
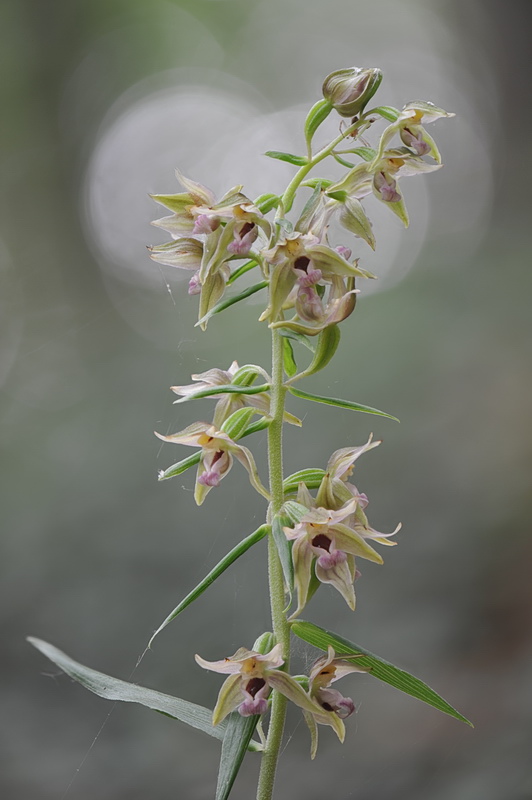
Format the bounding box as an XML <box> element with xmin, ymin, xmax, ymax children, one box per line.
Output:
<box><xmin>322</xmin><ymin>67</ymin><xmax>382</xmax><ymax>118</ymax></box>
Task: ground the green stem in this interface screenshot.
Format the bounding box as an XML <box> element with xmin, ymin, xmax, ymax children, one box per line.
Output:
<box><xmin>256</xmin><ymin>329</ymin><xmax>289</xmax><ymax>800</ymax></box>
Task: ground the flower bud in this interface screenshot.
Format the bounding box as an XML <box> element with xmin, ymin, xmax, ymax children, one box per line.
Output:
<box><xmin>322</xmin><ymin>67</ymin><xmax>382</xmax><ymax>118</ymax></box>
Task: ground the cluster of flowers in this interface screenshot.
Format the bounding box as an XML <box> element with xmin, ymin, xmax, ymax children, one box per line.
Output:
<box><xmin>196</xmin><ymin>642</ymin><xmax>367</xmax><ymax>758</ymax></box>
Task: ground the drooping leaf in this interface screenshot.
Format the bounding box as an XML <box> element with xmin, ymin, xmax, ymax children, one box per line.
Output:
<box><xmin>304</xmin><ymin>99</ymin><xmax>333</xmax><ymax>149</ymax></box>
<box><xmin>288</xmin><ymin>387</ymin><xmax>399</xmax><ymax>422</ymax></box>
<box><xmin>291</xmin><ymin>325</ymin><xmax>341</xmax><ymax>382</ymax></box>
<box><xmin>333</xmin><ymin>153</ymin><xmax>356</xmax><ymax>169</ymax></box>
<box><xmin>158</xmin><ymin>451</ymin><xmax>201</xmax><ymax>481</ymax></box>
<box><xmin>272</xmin><ymin>515</ymin><xmax>294</xmax><ymax>596</ymax></box>
<box><xmin>227</xmin><ymin>260</ymin><xmax>259</xmax><ymax>285</ymax></box>
<box><xmin>282</xmin><ymin>468</ymin><xmax>326</xmax><ymax>495</ymax></box>
<box><xmin>26</xmin><ymin>637</ymin><xmax>258</xmax><ymax>744</ymax></box>
<box><xmin>173</xmin><ymin>383</ymin><xmax>270</xmax><ymax>405</ymax></box>
<box><xmin>283</xmin><ymin>337</ymin><xmax>298</xmax><ymax>378</ymax></box>
<box><xmin>264</xmin><ymin>150</ymin><xmax>308</xmax><ymax>167</ymax></box>
<box><xmin>347</xmin><ymin>146</ymin><xmax>376</xmax><ymax>162</ymax></box>
<box><xmin>302</xmin><ymin>177</ymin><xmax>334</xmax><ymax>190</ymax></box>
<box><xmin>253</xmin><ymin>193</ymin><xmax>281</xmax><ymax>214</ymax></box>
<box><xmin>148</xmin><ymin>525</ymin><xmax>269</xmax><ymax>648</ymax></box>
<box><xmin>196</xmin><ymin>281</ymin><xmax>268</xmax><ymax>327</ymax></box>
<box><xmin>291</xmin><ymin>622</ymin><xmax>473</xmax><ymax>727</ymax></box>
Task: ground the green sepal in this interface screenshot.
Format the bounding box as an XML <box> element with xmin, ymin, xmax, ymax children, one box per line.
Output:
<box><xmin>288</xmin><ymin>386</ymin><xmax>399</xmax><ymax>422</ymax></box>
<box><xmin>290</xmin><ymin>325</ymin><xmax>341</xmax><ymax>382</ymax></box>
<box><xmin>283</xmin><ymin>337</ymin><xmax>298</xmax><ymax>378</ymax></box>
<box><xmin>173</xmin><ymin>383</ymin><xmax>270</xmax><ymax>406</ymax></box>
<box><xmin>214</xmin><ymin>632</ymin><xmax>274</xmax><ymax>800</ymax></box>
<box><xmin>282</xmin><ymin>468</ymin><xmax>326</xmax><ymax>495</ymax></box>
<box><xmin>304</xmin><ymin>99</ymin><xmax>333</xmax><ymax>149</ymax></box>
<box><xmin>272</xmin><ymin>514</ymin><xmax>294</xmax><ymax>597</ymax></box>
<box><xmin>148</xmin><ymin>525</ymin><xmax>269</xmax><ymax>648</ymax></box>
<box><xmin>27</xmin><ymin>637</ymin><xmax>255</xmax><ymax>743</ymax></box>
<box><xmin>196</xmin><ymin>281</ymin><xmax>268</xmax><ymax>327</ymax></box>
<box><xmin>264</xmin><ymin>150</ymin><xmax>308</xmax><ymax>167</ymax></box>
<box><xmin>281</xmin><ymin>500</ymin><xmax>309</xmax><ymax>525</ymax></box>
<box><xmin>290</xmin><ymin>622</ymin><xmax>473</xmax><ymax>727</ymax></box>
<box><xmin>158</xmin><ymin>451</ymin><xmax>201</xmax><ymax>481</ymax></box>
<box><xmin>241</xmin><ymin>417</ymin><xmax>271</xmax><ymax>437</ymax></box>
<box><xmin>227</xmin><ymin>260</ymin><xmax>258</xmax><ymax>285</ymax></box>
<box><xmin>221</xmin><ymin>407</ymin><xmax>259</xmax><ymax>440</ymax></box>
<box><xmin>253</xmin><ymin>193</ymin><xmax>281</xmax><ymax>214</ymax></box>
<box><xmin>367</xmin><ymin>105</ymin><xmax>400</xmax><ymax>121</ymax></box>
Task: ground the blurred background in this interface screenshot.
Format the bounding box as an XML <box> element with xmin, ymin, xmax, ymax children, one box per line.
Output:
<box><xmin>2</xmin><ymin>0</ymin><xmax>531</xmax><ymax>798</ymax></box>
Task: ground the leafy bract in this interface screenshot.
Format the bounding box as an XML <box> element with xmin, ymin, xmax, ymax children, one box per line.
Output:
<box><xmin>196</xmin><ymin>281</ymin><xmax>268</xmax><ymax>327</ymax></box>
<box><xmin>265</xmin><ymin>150</ymin><xmax>308</xmax><ymax>167</ymax></box>
<box><xmin>288</xmin><ymin>386</ymin><xmax>399</xmax><ymax>421</ymax></box>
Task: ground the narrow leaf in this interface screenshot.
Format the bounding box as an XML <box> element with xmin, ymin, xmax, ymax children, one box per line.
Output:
<box><xmin>291</xmin><ymin>325</ymin><xmax>341</xmax><ymax>382</ymax></box>
<box><xmin>196</xmin><ymin>281</ymin><xmax>268</xmax><ymax>326</ymax></box>
<box><xmin>27</xmin><ymin>637</ymin><xmax>231</xmax><ymax>741</ymax></box>
<box><xmin>264</xmin><ymin>150</ymin><xmax>308</xmax><ymax>167</ymax></box>
<box><xmin>348</xmin><ymin>146</ymin><xmax>376</xmax><ymax>162</ymax></box>
<box><xmin>241</xmin><ymin>417</ymin><xmax>271</xmax><ymax>437</ymax></box>
<box><xmin>283</xmin><ymin>468</ymin><xmax>326</xmax><ymax>495</ymax></box>
<box><xmin>227</xmin><ymin>260</ymin><xmax>258</xmax><ymax>285</ymax></box>
<box><xmin>173</xmin><ymin>383</ymin><xmax>270</xmax><ymax>405</ymax></box>
<box><xmin>272</xmin><ymin>515</ymin><xmax>294</xmax><ymax>596</ymax></box>
<box><xmin>302</xmin><ymin>177</ymin><xmax>333</xmax><ymax>190</ymax></box>
<box><xmin>158</xmin><ymin>451</ymin><xmax>201</xmax><ymax>481</ymax></box>
<box><xmin>221</xmin><ymin>407</ymin><xmax>258</xmax><ymax>440</ymax></box>
<box><xmin>304</xmin><ymin>99</ymin><xmax>333</xmax><ymax>148</ymax></box>
<box><xmin>333</xmin><ymin>153</ymin><xmax>356</xmax><ymax>169</ymax></box>
<box><xmin>283</xmin><ymin>337</ymin><xmax>298</xmax><ymax>378</ymax></box>
<box><xmin>148</xmin><ymin>526</ymin><xmax>269</xmax><ymax>648</ymax></box>
<box><xmin>288</xmin><ymin>387</ymin><xmax>399</xmax><ymax>422</ymax></box>
<box><xmin>291</xmin><ymin>622</ymin><xmax>472</xmax><ymax>726</ymax></box>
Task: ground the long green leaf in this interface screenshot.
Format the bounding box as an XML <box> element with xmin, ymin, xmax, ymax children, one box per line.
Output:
<box><xmin>173</xmin><ymin>383</ymin><xmax>270</xmax><ymax>405</ymax></box>
<box><xmin>288</xmin><ymin>386</ymin><xmax>399</xmax><ymax>422</ymax></box>
<box><xmin>148</xmin><ymin>525</ymin><xmax>269</xmax><ymax>648</ymax></box>
<box><xmin>27</xmin><ymin>637</ymin><xmax>233</xmax><ymax>741</ymax></box>
<box><xmin>272</xmin><ymin>515</ymin><xmax>294</xmax><ymax>597</ymax></box>
<box><xmin>227</xmin><ymin>260</ymin><xmax>258</xmax><ymax>285</ymax></box>
<box><xmin>291</xmin><ymin>622</ymin><xmax>473</xmax><ymax>727</ymax></box>
<box><xmin>196</xmin><ymin>281</ymin><xmax>268</xmax><ymax>327</ymax></box>
<box><xmin>333</xmin><ymin>153</ymin><xmax>356</xmax><ymax>169</ymax></box>
<box><xmin>264</xmin><ymin>150</ymin><xmax>308</xmax><ymax>167</ymax></box>
<box><xmin>283</xmin><ymin>337</ymin><xmax>297</xmax><ymax>378</ymax></box>
<box><xmin>279</xmin><ymin>329</ymin><xmax>316</xmax><ymax>353</ymax></box>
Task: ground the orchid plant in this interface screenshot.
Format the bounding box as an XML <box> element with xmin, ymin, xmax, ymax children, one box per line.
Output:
<box><xmin>29</xmin><ymin>66</ymin><xmax>471</xmax><ymax>800</ymax></box>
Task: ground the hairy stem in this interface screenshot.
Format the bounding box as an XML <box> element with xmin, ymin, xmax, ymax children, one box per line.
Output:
<box><xmin>256</xmin><ymin>329</ymin><xmax>289</xmax><ymax>800</ymax></box>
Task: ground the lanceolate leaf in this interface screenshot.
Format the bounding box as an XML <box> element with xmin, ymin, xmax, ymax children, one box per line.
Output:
<box><xmin>283</xmin><ymin>468</ymin><xmax>326</xmax><ymax>495</ymax></box>
<box><xmin>288</xmin><ymin>386</ymin><xmax>399</xmax><ymax>422</ymax></box>
<box><xmin>196</xmin><ymin>281</ymin><xmax>268</xmax><ymax>327</ymax></box>
<box><xmin>26</xmin><ymin>637</ymin><xmax>246</xmax><ymax>743</ymax></box>
<box><xmin>333</xmin><ymin>153</ymin><xmax>356</xmax><ymax>169</ymax></box>
<box><xmin>272</xmin><ymin>515</ymin><xmax>294</xmax><ymax>596</ymax></box>
<box><xmin>264</xmin><ymin>150</ymin><xmax>308</xmax><ymax>167</ymax></box>
<box><xmin>227</xmin><ymin>260</ymin><xmax>258</xmax><ymax>285</ymax></box>
<box><xmin>148</xmin><ymin>525</ymin><xmax>269</xmax><ymax>648</ymax></box>
<box><xmin>290</xmin><ymin>325</ymin><xmax>341</xmax><ymax>382</ymax></box>
<box><xmin>291</xmin><ymin>622</ymin><xmax>473</xmax><ymax>727</ymax></box>
<box><xmin>279</xmin><ymin>329</ymin><xmax>317</xmax><ymax>353</ymax></box>
<box><xmin>173</xmin><ymin>383</ymin><xmax>270</xmax><ymax>405</ymax></box>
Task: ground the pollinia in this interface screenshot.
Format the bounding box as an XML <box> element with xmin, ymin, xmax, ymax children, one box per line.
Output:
<box><xmin>29</xmin><ymin>66</ymin><xmax>471</xmax><ymax>800</ymax></box>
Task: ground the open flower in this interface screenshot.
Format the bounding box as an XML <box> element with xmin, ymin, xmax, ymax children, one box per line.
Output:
<box><xmin>155</xmin><ymin>421</ymin><xmax>269</xmax><ymax>505</ymax></box>
<box><xmin>303</xmin><ymin>646</ymin><xmax>368</xmax><ymax>758</ymax></box>
<box><xmin>195</xmin><ymin>644</ymin><xmax>343</xmax><ymax>739</ymax></box>
<box><xmin>271</xmin><ymin>274</ymin><xmax>358</xmax><ymax>336</ymax></box>
<box><xmin>372</xmin><ymin>100</ymin><xmax>455</xmax><ymax>165</ymax></box>
<box><xmin>284</xmin><ymin>492</ymin><xmax>384</xmax><ymax>618</ymax></box>
<box><xmin>170</xmin><ymin>361</ymin><xmax>301</xmax><ymax>428</ymax></box>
